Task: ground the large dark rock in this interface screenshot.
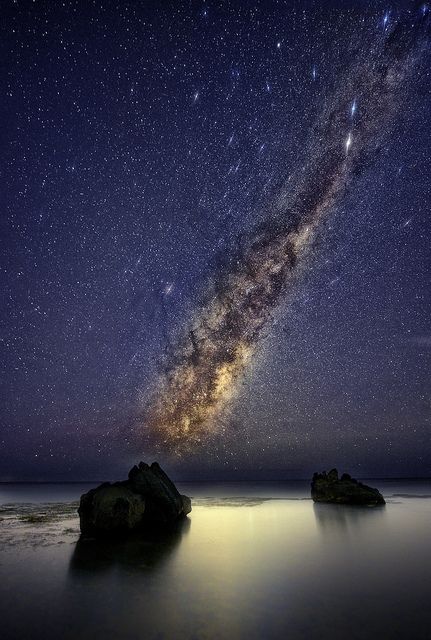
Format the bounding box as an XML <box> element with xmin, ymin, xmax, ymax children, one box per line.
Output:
<box><xmin>311</xmin><ymin>469</ymin><xmax>385</xmax><ymax>505</ymax></box>
<box><xmin>78</xmin><ymin>462</ymin><xmax>191</xmax><ymax>536</ymax></box>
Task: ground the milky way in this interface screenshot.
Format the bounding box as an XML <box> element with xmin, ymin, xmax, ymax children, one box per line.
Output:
<box><xmin>146</xmin><ymin>7</ymin><xmax>430</xmax><ymax>453</ymax></box>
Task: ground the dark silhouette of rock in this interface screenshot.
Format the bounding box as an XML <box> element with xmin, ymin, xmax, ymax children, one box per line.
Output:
<box><xmin>78</xmin><ymin>462</ymin><xmax>191</xmax><ymax>536</ymax></box>
<box><xmin>311</xmin><ymin>468</ymin><xmax>385</xmax><ymax>505</ymax></box>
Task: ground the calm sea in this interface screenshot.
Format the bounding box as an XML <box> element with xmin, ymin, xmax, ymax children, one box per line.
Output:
<box><xmin>1</xmin><ymin>479</ymin><xmax>430</xmax><ymax>640</ymax></box>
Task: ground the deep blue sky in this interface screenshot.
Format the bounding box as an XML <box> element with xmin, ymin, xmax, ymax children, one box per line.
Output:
<box><xmin>1</xmin><ymin>0</ymin><xmax>430</xmax><ymax>480</ymax></box>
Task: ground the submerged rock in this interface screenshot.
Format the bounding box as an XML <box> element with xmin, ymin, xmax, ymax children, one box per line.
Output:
<box><xmin>78</xmin><ymin>462</ymin><xmax>191</xmax><ymax>536</ymax></box>
<box><xmin>311</xmin><ymin>469</ymin><xmax>385</xmax><ymax>505</ymax></box>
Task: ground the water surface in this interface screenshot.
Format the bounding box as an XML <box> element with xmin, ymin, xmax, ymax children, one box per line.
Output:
<box><xmin>1</xmin><ymin>480</ymin><xmax>430</xmax><ymax>639</ymax></box>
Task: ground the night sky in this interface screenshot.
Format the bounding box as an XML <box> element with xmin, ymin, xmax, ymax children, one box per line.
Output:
<box><xmin>1</xmin><ymin>0</ymin><xmax>430</xmax><ymax>481</ymax></box>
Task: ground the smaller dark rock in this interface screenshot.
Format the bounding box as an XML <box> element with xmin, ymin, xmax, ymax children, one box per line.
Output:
<box><xmin>311</xmin><ymin>468</ymin><xmax>385</xmax><ymax>505</ymax></box>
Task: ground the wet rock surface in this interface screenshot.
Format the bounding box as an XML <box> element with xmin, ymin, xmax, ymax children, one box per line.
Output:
<box><xmin>78</xmin><ymin>462</ymin><xmax>192</xmax><ymax>536</ymax></box>
<box><xmin>311</xmin><ymin>469</ymin><xmax>385</xmax><ymax>505</ymax></box>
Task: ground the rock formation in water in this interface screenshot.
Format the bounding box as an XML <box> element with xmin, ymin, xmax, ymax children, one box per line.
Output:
<box><xmin>78</xmin><ymin>461</ymin><xmax>191</xmax><ymax>536</ymax></box>
<box><xmin>311</xmin><ymin>469</ymin><xmax>385</xmax><ymax>505</ymax></box>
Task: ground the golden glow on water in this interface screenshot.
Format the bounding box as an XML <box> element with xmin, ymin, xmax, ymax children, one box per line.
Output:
<box><xmin>181</xmin><ymin>502</ymin><xmax>321</xmax><ymax>588</ymax></box>
<box><xmin>105</xmin><ymin>498</ymin><xmax>420</xmax><ymax>639</ymax></box>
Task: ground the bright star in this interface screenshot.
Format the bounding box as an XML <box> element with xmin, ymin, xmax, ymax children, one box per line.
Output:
<box><xmin>164</xmin><ymin>283</ymin><xmax>174</xmax><ymax>295</ymax></box>
<box><xmin>383</xmin><ymin>11</ymin><xmax>390</xmax><ymax>29</ymax></box>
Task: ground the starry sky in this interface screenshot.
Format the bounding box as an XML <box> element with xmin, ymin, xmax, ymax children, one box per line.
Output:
<box><xmin>1</xmin><ymin>0</ymin><xmax>430</xmax><ymax>481</ymax></box>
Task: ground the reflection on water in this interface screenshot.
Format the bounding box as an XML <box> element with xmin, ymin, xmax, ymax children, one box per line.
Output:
<box><xmin>70</xmin><ymin>518</ymin><xmax>190</xmax><ymax>573</ymax></box>
<box><xmin>1</xmin><ymin>481</ymin><xmax>431</xmax><ymax>640</ymax></box>
<box><xmin>313</xmin><ymin>502</ymin><xmax>386</xmax><ymax>533</ymax></box>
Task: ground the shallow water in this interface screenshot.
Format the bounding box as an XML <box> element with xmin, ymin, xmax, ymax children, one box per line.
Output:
<box><xmin>1</xmin><ymin>480</ymin><xmax>430</xmax><ymax>640</ymax></box>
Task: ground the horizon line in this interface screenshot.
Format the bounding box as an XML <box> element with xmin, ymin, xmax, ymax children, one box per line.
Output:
<box><xmin>1</xmin><ymin>476</ymin><xmax>431</xmax><ymax>485</ymax></box>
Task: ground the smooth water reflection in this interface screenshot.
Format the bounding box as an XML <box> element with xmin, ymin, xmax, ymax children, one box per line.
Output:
<box><xmin>313</xmin><ymin>501</ymin><xmax>387</xmax><ymax>532</ymax></box>
<box><xmin>1</xmin><ymin>482</ymin><xmax>431</xmax><ymax>639</ymax></box>
<box><xmin>70</xmin><ymin>518</ymin><xmax>191</xmax><ymax>573</ymax></box>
